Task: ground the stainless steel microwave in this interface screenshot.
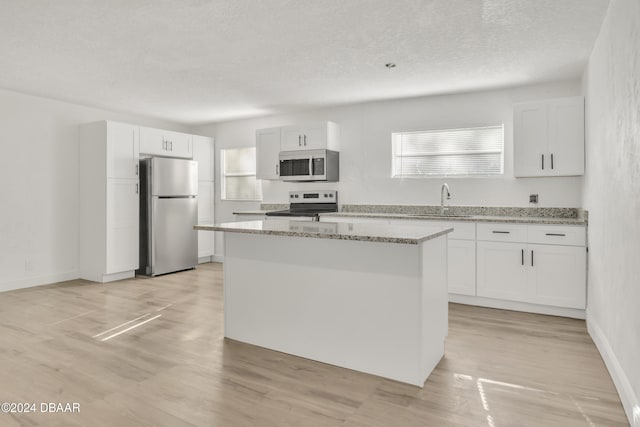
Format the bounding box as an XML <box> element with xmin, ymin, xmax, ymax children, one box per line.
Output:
<box><xmin>279</xmin><ymin>149</ymin><xmax>339</xmax><ymax>182</ymax></box>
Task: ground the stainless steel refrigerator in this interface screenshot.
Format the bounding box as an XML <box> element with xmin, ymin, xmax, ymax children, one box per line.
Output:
<box><xmin>138</xmin><ymin>157</ymin><xmax>198</xmax><ymax>276</ymax></box>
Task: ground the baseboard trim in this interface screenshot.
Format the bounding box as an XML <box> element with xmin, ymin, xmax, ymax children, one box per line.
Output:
<box><xmin>212</xmin><ymin>255</ymin><xmax>224</xmax><ymax>263</ymax></box>
<box><xmin>449</xmin><ymin>293</ymin><xmax>586</xmax><ymax>319</ymax></box>
<box><xmin>587</xmin><ymin>313</ymin><xmax>640</xmax><ymax>427</ymax></box>
<box><xmin>198</xmin><ymin>256</ymin><xmax>213</xmax><ymax>264</ymax></box>
<box><xmin>0</xmin><ymin>270</ymin><xmax>79</xmax><ymax>293</ymax></box>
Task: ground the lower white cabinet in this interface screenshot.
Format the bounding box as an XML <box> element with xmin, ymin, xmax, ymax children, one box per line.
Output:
<box><xmin>447</xmin><ymin>239</ymin><xmax>477</xmax><ymax>296</ymax></box>
<box><xmin>527</xmin><ymin>244</ymin><xmax>586</xmax><ymax>309</ymax></box>
<box><xmin>106</xmin><ymin>179</ymin><xmax>139</xmax><ymax>274</ymax></box>
<box><xmin>477</xmin><ymin>223</ymin><xmax>586</xmax><ymax>309</ymax></box>
<box><xmin>235</xmin><ymin>214</ymin><xmax>266</xmax><ymax>221</ymax></box>
<box><xmin>197</xmin><ymin>181</ymin><xmax>215</xmax><ymax>258</ymax></box>
<box><xmin>477</xmin><ymin>241</ymin><xmax>529</xmax><ymax>302</ymax></box>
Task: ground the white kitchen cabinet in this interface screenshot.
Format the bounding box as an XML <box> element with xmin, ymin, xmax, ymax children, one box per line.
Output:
<box><xmin>280</xmin><ymin>121</ymin><xmax>340</xmax><ymax>151</ymax></box>
<box><xmin>107</xmin><ymin>122</ymin><xmax>139</xmax><ymax>179</ymax></box>
<box><xmin>192</xmin><ymin>135</ymin><xmax>215</xmax><ymax>260</ymax></box>
<box><xmin>234</xmin><ymin>214</ymin><xmax>266</xmax><ymax>221</ymax></box>
<box><xmin>527</xmin><ymin>244</ymin><xmax>586</xmax><ymax>309</ymax></box>
<box><xmin>256</xmin><ymin>127</ymin><xmax>281</xmax><ymax>180</ymax></box>
<box><xmin>514</xmin><ymin>96</ymin><xmax>584</xmax><ymax>177</ymax></box>
<box><xmin>197</xmin><ymin>181</ymin><xmax>215</xmax><ymax>258</ymax></box>
<box><xmin>476</xmin><ymin>223</ymin><xmax>586</xmax><ymax>309</ymax></box>
<box><xmin>106</xmin><ymin>179</ymin><xmax>139</xmax><ymax>274</ymax></box>
<box><xmin>387</xmin><ymin>218</ymin><xmax>477</xmax><ymax>297</ymax></box>
<box><xmin>448</xmin><ymin>239</ymin><xmax>477</xmax><ymax>296</ymax></box>
<box><xmin>79</xmin><ymin>121</ymin><xmax>140</xmax><ymax>283</ymax></box>
<box><xmin>193</xmin><ymin>135</ymin><xmax>214</xmax><ymax>181</ymax></box>
<box><xmin>140</xmin><ymin>126</ymin><xmax>193</xmax><ymax>158</ymax></box>
<box><xmin>477</xmin><ymin>241</ymin><xmax>528</xmax><ymax>302</ymax></box>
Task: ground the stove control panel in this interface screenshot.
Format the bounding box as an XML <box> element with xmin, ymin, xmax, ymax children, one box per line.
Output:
<box><xmin>289</xmin><ymin>190</ymin><xmax>337</xmax><ymax>203</ymax></box>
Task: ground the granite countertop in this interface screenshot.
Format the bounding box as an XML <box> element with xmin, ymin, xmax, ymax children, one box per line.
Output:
<box><xmin>195</xmin><ymin>220</ymin><xmax>453</xmax><ymax>245</ymax></box>
<box><xmin>319</xmin><ymin>212</ymin><xmax>587</xmax><ymax>226</ymax></box>
<box><xmin>232</xmin><ymin>210</ymin><xmax>270</xmax><ymax>215</ymax></box>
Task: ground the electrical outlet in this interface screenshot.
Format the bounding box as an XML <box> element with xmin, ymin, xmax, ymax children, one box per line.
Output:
<box><xmin>529</xmin><ymin>194</ymin><xmax>539</xmax><ymax>204</ymax></box>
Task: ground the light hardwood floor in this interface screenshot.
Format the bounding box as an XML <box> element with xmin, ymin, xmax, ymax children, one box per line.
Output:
<box><xmin>0</xmin><ymin>263</ymin><xmax>628</xmax><ymax>426</ymax></box>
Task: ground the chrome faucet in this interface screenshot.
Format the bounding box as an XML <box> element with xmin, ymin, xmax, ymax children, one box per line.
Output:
<box><xmin>440</xmin><ymin>183</ymin><xmax>451</xmax><ymax>215</ymax></box>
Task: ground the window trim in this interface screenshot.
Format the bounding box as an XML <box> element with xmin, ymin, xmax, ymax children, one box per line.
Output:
<box><xmin>220</xmin><ymin>147</ymin><xmax>262</xmax><ymax>202</ymax></box>
<box><xmin>391</xmin><ymin>125</ymin><xmax>505</xmax><ymax>178</ymax></box>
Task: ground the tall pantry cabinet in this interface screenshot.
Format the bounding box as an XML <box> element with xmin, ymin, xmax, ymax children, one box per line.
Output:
<box><xmin>79</xmin><ymin>121</ymin><xmax>140</xmax><ymax>283</ymax></box>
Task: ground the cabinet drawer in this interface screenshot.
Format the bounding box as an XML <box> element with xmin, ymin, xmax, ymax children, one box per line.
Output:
<box><xmin>527</xmin><ymin>225</ymin><xmax>585</xmax><ymax>246</ymax></box>
<box><xmin>477</xmin><ymin>223</ymin><xmax>527</xmax><ymax>243</ymax></box>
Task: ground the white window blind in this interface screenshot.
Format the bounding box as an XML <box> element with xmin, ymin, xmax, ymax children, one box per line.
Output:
<box><xmin>392</xmin><ymin>125</ymin><xmax>504</xmax><ymax>177</ymax></box>
<box><xmin>221</xmin><ymin>147</ymin><xmax>262</xmax><ymax>200</ymax></box>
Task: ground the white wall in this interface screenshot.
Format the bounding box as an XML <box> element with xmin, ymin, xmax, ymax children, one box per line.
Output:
<box><xmin>581</xmin><ymin>0</ymin><xmax>640</xmax><ymax>424</ymax></box>
<box><xmin>194</xmin><ymin>80</ymin><xmax>584</xmax><ymax>256</ymax></box>
<box><xmin>0</xmin><ymin>88</ymin><xmax>189</xmax><ymax>292</ymax></box>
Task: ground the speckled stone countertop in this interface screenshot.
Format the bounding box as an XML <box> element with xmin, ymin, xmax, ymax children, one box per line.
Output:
<box><xmin>195</xmin><ymin>220</ymin><xmax>453</xmax><ymax>245</ymax></box>
<box><xmin>232</xmin><ymin>210</ymin><xmax>270</xmax><ymax>215</ymax></box>
<box><xmin>319</xmin><ymin>212</ymin><xmax>587</xmax><ymax>225</ymax></box>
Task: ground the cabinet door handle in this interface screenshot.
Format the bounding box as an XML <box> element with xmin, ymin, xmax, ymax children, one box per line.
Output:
<box><xmin>170</xmin><ymin>141</ymin><xmax>173</xmax><ymax>151</ymax></box>
<box><xmin>298</xmin><ymin>135</ymin><xmax>301</xmax><ymax>146</ymax></box>
<box><xmin>545</xmin><ymin>233</ymin><xmax>565</xmax><ymax>236</ymax></box>
<box><xmin>304</xmin><ymin>134</ymin><xmax>307</xmax><ymax>146</ymax></box>
<box><xmin>492</xmin><ymin>230</ymin><xmax>510</xmax><ymax>234</ymax></box>
<box><xmin>541</xmin><ymin>154</ymin><xmax>545</xmax><ymax>170</ymax></box>
<box><xmin>276</xmin><ymin>164</ymin><xmax>279</xmax><ymax>175</ymax></box>
<box><xmin>521</xmin><ymin>249</ymin><xmax>524</xmax><ymax>265</ymax></box>
<box><xmin>162</xmin><ymin>140</ymin><xmax>166</xmax><ymax>150</ymax></box>
<box><xmin>531</xmin><ymin>250</ymin><xmax>534</xmax><ymax>266</ymax></box>
<box><xmin>551</xmin><ymin>153</ymin><xmax>554</xmax><ymax>169</ymax></box>
<box><xmin>135</xmin><ymin>164</ymin><xmax>138</xmax><ymax>176</ymax></box>
<box><xmin>136</xmin><ymin>183</ymin><xmax>139</xmax><ymax>194</ymax></box>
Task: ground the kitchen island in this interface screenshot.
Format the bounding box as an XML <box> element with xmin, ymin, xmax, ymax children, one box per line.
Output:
<box><xmin>195</xmin><ymin>220</ymin><xmax>453</xmax><ymax>386</ymax></box>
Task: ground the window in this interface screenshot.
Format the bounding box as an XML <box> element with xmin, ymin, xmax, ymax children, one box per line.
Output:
<box><xmin>221</xmin><ymin>147</ymin><xmax>262</xmax><ymax>200</ymax></box>
<box><xmin>392</xmin><ymin>125</ymin><xmax>504</xmax><ymax>177</ymax></box>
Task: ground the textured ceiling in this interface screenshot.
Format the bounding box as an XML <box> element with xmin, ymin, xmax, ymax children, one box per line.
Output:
<box><xmin>0</xmin><ymin>0</ymin><xmax>609</xmax><ymax>124</ymax></box>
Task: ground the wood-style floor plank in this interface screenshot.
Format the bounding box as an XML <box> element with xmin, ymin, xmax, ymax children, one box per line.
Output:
<box><xmin>0</xmin><ymin>263</ymin><xmax>628</xmax><ymax>426</ymax></box>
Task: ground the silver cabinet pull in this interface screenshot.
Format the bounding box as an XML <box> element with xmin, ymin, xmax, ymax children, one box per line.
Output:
<box><xmin>298</xmin><ymin>135</ymin><xmax>301</xmax><ymax>146</ymax></box>
<box><xmin>170</xmin><ymin>141</ymin><xmax>173</xmax><ymax>151</ymax></box>
<box><xmin>162</xmin><ymin>140</ymin><xmax>166</xmax><ymax>150</ymax></box>
<box><xmin>551</xmin><ymin>153</ymin><xmax>554</xmax><ymax>169</ymax></box>
<box><xmin>492</xmin><ymin>230</ymin><xmax>510</xmax><ymax>234</ymax></box>
<box><xmin>545</xmin><ymin>233</ymin><xmax>565</xmax><ymax>236</ymax></box>
<box><xmin>541</xmin><ymin>154</ymin><xmax>545</xmax><ymax>170</ymax></box>
<box><xmin>303</xmin><ymin>134</ymin><xmax>307</xmax><ymax>146</ymax></box>
<box><xmin>136</xmin><ymin>183</ymin><xmax>139</xmax><ymax>194</ymax></box>
<box><xmin>276</xmin><ymin>164</ymin><xmax>279</xmax><ymax>175</ymax></box>
<box><xmin>521</xmin><ymin>249</ymin><xmax>524</xmax><ymax>265</ymax></box>
<box><xmin>135</xmin><ymin>164</ymin><xmax>138</xmax><ymax>176</ymax></box>
<box><xmin>531</xmin><ymin>250</ymin><xmax>534</xmax><ymax>266</ymax></box>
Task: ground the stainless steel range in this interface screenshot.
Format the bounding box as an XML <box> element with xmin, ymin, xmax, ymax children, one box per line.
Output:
<box><xmin>266</xmin><ymin>190</ymin><xmax>338</xmax><ymax>221</ymax></box>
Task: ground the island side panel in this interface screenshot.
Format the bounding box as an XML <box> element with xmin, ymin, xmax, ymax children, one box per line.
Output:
<box><xmin>222</xmin><ymin>232</ymin><xmax>427</xmax><ymax>386</ymax></box>
<box><xmin>419</xmin><ymin>235</ymin><xmax>448</xmax><ymax>381</ymax></box>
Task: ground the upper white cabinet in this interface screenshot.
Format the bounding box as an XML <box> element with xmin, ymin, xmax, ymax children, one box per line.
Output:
<box><xmin>256</xmin><ymin>127</ymin><xmax>281</xmax><ymax>180</ymax></box>
<box><xmin>280</xmin><ymin>122</ymin><xmax>340</xmax><ymax>151</ymax></box>
<box><xmin>79</xmin><ymin>121</ymin><xmax>140</xmax><ymax>283</ymax></box>
<box><xmin>192</xmin><ymin>135</ymin><xmax>215</xmax><ymax>260</ymax></box>
<box><xmin>256</xmin><ymin>122</ymin><xmax>340</xmax><ymax>180</ymax></box>
<box><xmin>193</xmin><ymin>135</ymin><xmax>214</xmax><ymax>181</ymax></box>
<box><xmin>140</xmin><ymin>127</ymin><xmax>193</xmax><ymax>158</ymax></box>
<box><xmin>107</xmin><ymin>122</ymin><xmax>139</xmax><ymax>179</ymax></box>
<box><xmin>514</xmin><ymin>96</ymin><xmax>584</xmax><ymax>177</ymax></box>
